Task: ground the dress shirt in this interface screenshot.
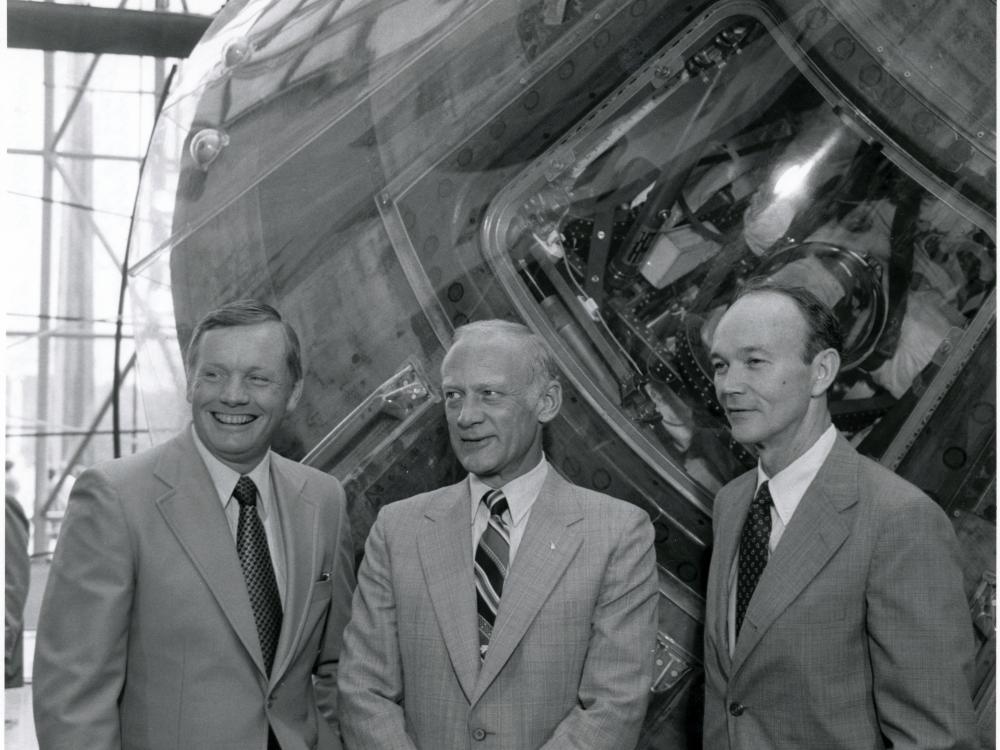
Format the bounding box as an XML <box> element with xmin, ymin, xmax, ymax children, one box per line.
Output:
<box><xmin>192</xmin><ymin>426</ymin><xmax>287</xmax><ymax>607</ymax></box>
<box><xmin>469</xmin><ymin>456</ymin><xmax>549</xmax><ymax>564</ymax></box>
<box><xmin>727</xmin><ymin>425</ymin><xmax>837</xmax><ymax>654</ymax></box>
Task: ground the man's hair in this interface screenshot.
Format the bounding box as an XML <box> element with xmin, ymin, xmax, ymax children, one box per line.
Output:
<box><xmin>184</xmin><ymin>299</ymin><xmax>303</xmax><ymax>382</ymax></box>
<box><xmin>732</xmin><ymin>277</ymin><xmax>843</xmax><ymax>362</ymax></box>
<box><xmin>449</xmin><ymin>319</ymin><xmax>559</xmax><ymax>388</ymax></box>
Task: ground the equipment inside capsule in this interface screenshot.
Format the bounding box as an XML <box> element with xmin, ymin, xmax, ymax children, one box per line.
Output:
<box><xmin>487</xmin><ymin>17</ymin><xmax>995</xmax><ymax>490</ymax></box>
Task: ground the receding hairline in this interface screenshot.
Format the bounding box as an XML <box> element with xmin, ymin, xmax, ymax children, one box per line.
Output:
<box><xmin>444</xmin><ymin>320</ymin><xmax>559</xmax><ymax>386</ymax></box>
<box><xmin>721</xmin><ymin>287</ymin><xmax>810</xmax><ymax>338</ymax></box>
<box><xmin>729</xmin><ymin>288</ymin><xmax>810</xmax><ymax>323</ymax></box>
<box><xmin>721</xmin><ymin>287</ymin><xmax>837</xmax><ymax>366</ymax></box>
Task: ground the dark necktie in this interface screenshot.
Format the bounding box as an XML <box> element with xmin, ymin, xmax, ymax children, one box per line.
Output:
<box><xmin>736</xmin><ymin>481</ymin><xmax>772</xmax><ymax>637</ymax></box>
<box><xmin>233</xmin><ymin>476</ymin><xmax>282</xmax><ymax>675</ymax></box>
<box><xmin>474</xmin><ymin>489</ymin><xmax>510</xmax><ymax>660</ymax></box>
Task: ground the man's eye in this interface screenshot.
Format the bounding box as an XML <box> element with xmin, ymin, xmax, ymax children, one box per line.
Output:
<box><xmin>443</xmin><ymin>390</ymin><xmax>461</xmax><ymax>401</ymax></box>
<box><xmin>249</xmin><ymin>376</ymin><xmax>272</xmax><ymax>386</ymax></box>
<box><xmin>202</xmin><ymin>370</ymin><xmax>222</xmax><ymax>381</ymax></box>
<box><xmin>711</xmin><ymin>361</ymin><xmax>726</xmax><ymax>373</ymax></box>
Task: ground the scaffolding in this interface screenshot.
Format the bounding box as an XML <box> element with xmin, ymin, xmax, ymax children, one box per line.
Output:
<box><xmin>5</xmin><ymin>0</ymin><xmax>214</xmax><ymax>555</ymax></box>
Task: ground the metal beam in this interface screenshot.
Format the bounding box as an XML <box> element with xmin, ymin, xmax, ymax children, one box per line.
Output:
<box><xmin>7</xmin><ymin>1</ymin><xmax>213</xmax><ymax>57</ymax></box>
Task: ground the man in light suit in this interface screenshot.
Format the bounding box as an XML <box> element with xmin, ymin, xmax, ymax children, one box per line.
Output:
<box><xmin>34</xmin><ymin>299</ymin><xmax>355</xmax><ymax>750</ymax></box>
<box><xmin>703</xmin><ymin>279</ymin><xmax>977</xmax><ymax>749</ymax></box>
<box><xmin>338</xmin><ymin>320</ymin><xmax>659</xmax><ymax>749</ymax></box>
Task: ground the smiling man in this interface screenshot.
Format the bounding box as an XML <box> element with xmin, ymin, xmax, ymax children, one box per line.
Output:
<box><xmin>34</xmin><ymin>299</ymin><xmax>355</xmax><ymax>750</ymax></box>
<box><xmin>702</xmin><ymin>279</ymin><xmax>976</xmax><ymax>750</ymax></box>
<box><xmin>337</xmin><ymin>319</ymin><xmax>659</xmax><ymax>749</ymax></box>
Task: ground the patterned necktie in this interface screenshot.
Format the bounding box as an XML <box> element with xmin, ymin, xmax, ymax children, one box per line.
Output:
<box><xmin>233</xmin><ymin>476</ymin><xmax>282</xmax><ymax>675</ymax></box>
<box><xmin>474</xmin><ymin>489</ymin><xmax>510</xmax><ymax>660</ymax></box>
<box><xmin>736</xmin><ymin>481</ymin><xmax>772</xmax><ymax>637</ymax></box>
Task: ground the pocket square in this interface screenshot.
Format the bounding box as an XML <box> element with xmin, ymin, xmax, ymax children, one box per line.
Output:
<box><xmin>316</xmin><ymin>571</ymin><xmax>331</xmax><ymax>582</ymax></box>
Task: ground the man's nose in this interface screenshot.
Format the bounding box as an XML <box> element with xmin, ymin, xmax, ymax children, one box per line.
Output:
<box><xmin>219</xmin><ymin>374</ymin><xmax>251</xmax><ymax>404</ymax></box>
<box><xmin>716</xmin><ymin>368</ymin><xmax>744</xmax><ymax>396</ymax></box>
<box><xmin>455</xmin><ymin>399</ymin><xmax>483</xmax><ymax>427</ymax></box>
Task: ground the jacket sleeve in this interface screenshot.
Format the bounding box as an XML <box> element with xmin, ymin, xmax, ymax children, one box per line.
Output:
<box><xmin>336</xmin><ymin>510</ymin><xmax>419</xmax><ymax>750</ymax></box>
<box><xmin>541</xmin><ymin>506</ymin><xmax>659</xmax><ymax>750</ymax></box>
<box><xmin>32</xmin><ymin>468</ymin><xmax>133</xmax><ymax>750</ymax></box>
<box><xmin>313</xmin><ymin>480</ymin><xmax>357</xmax><ymax>748</ymax></box>
<box><xmin>866</xmin><ymin>496</ymin><xmax>978</xmax><ymax>750</ymax></box>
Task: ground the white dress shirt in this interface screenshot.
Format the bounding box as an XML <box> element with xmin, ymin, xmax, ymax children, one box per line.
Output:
<box><xmin>469</xmin><ymin>456</ymin><xmax>549</xmax><ymax>564</ymax></box>
<box><xmin>727</xmin><ymin>425</ymin><xmax>837</xmax><ymax>654</ymax></box>
<box><xmin>191</xmin><ymin>426</ymin><xmax>287</xmax><ymax>607</ymax></box>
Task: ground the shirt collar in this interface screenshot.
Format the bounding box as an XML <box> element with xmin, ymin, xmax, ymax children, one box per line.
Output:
<box><xmin>190</xmin><ymin>424</ymin><xmax>273</xmax><ymax>519</ymax></box>
<box><xmin>468</xmin><ymin>456</ymin><xmax>549</xmax><ymax>526</ymax></box>
<box><xmin>756</xmin><ymin>424</ymin><xmax>837</xmax><ymax>527</ymax></box>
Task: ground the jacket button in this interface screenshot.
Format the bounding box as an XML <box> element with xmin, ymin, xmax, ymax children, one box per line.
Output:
<box><xmin>472</xmin><ymin>728</ymin><xmax>487</xmax><ymax>741</ymax></box>
<box><xmin>729</xmin><ymin>702</ymin><xmax>744</xmax><ymax>716</ymax></box>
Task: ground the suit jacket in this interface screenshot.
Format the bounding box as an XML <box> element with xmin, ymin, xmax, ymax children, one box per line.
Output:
<box><xmin>337</xmin><ymin>469</ymin><xmax>659</xmax><ymax>750</ymax></box>
<box><xmin>703</xmin><ymin>434</ymin><xmax>977</xmax><ymax>750</ymax></box>
<box><xmin>33</xmin><ymin>429</ymin><xmax>356</xmax><ymax>750</ymax></box>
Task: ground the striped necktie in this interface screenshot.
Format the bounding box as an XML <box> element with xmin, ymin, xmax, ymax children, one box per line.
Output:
<box><xmin>736</xmin><ymin>481</ymin><xmax>772</xmax><ymax>637</ymax></box>
<box><xmin>474</xmin><ymin>489</ymin><xmax>510</xmax><ymax>660</ymax></box>
<box><xmin>233</xmin><ymin>476</ymin><xmax>282</xmax><ymax>675</ymax></box>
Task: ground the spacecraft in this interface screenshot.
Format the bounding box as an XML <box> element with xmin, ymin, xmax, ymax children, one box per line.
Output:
<box><xmin>126</xmin><ymin>0</ymin><xmax>996</xmax><ymax>744</ymax></box>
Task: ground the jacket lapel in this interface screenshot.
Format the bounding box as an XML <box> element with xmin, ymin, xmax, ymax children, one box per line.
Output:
<box><xmin>709</xmin><ymin>471</ymin><xmax>756</xmax><ymax>672</ymax></box>
<box><xmin>417</xmin><ymin>483</ymin><xmax>481</xmax><ymax>702</ymax></box>
<box><xmin>731</xmin><ymin>436</ymin><xmax>858</xmax><ymax>674</ymax></box>
<box><xmin>153</xmin><ymin>431</ymin><xmax>266</xmax><ymax>676</ymax></box>
<box><xmin>472</xmin><ymin>472</ymin><xmax>583</xmax><ymax>704</ymax></box>
<box><xmin>268</xmin><ymin>456</ymin><xmax>318</xmax><ymax>685</ymax></box>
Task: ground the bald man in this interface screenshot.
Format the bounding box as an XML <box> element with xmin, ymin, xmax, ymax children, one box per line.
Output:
<box><xmin>338</xmin><ymin>320</ymin><xmax>659</xmax><ymax>749</ymax></box>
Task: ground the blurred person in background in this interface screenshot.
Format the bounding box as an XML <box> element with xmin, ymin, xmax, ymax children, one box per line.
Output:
<box><xmin>6</xmin><ymin>459</ymin><xmax>31</xmax><ymax>688</ymax></box>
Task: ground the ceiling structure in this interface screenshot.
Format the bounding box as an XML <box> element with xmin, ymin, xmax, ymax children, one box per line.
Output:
<box><xmin>8</xmin><ymin>0</ymin><xmax>213</xmax><ymax>57</ymax></box>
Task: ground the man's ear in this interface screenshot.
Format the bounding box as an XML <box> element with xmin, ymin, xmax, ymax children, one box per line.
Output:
<box><xmin>536</xmin><ymin>379</ymin><xmax>563</xmax><ymax>424</ymax></box>
<box><xmin>810</xmin><ymin>348</ymin><xmax>840</xmax><ymax>397</ymax></box>
<box><xmin>286</xmin><ymin>379</ymin><xmax>304</xmax><ymax>412</ymax></box>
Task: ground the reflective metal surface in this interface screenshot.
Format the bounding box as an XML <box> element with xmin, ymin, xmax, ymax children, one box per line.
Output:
<box><xmin>127</xmin><ymin>0</ymin><xmax>995</xmax><ymax>744</ymax></box>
